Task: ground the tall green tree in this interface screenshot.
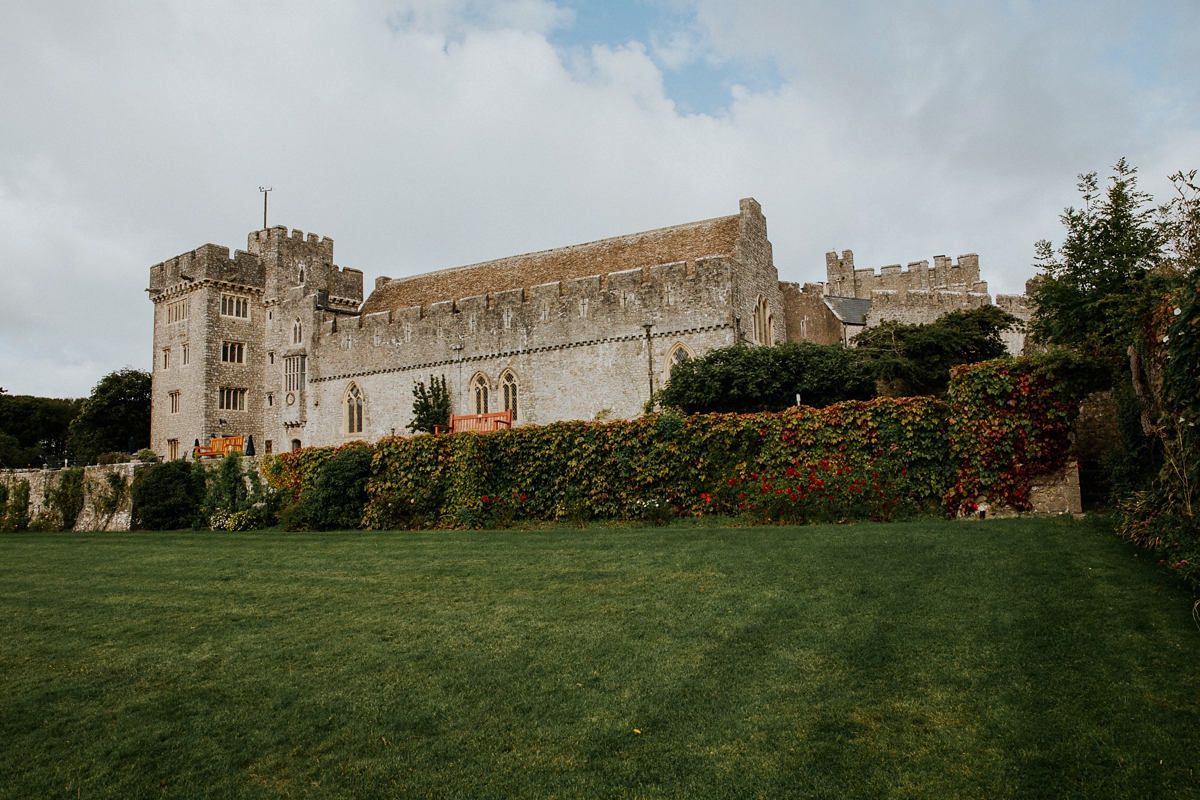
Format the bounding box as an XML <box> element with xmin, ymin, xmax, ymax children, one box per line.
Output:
<box><xmin>1029</xmin><ymin>158</ymin><xmax>1170</xmax><ymax>370</ymax></box>
<box><xmin>853</xmin><ymin>305</ymin><xmax>1020</xmax><ymax>396</ymax></box>
<box><xmin>408</xmin><ymin>375</ymin><xmax>451</xmax><ymax>434</ymax></box>
<box><xmin>654</xmin><ymin>341</ymin><xmax>874</xmax><ymax>414</ymax></box>
<box><xmin>0</xmin><ymin>394</ymin><xmax>82</xmax><ymax>467</ymax></box>
<box><xmin>67</xmin><ymin>369</ymin><xmax>152</xmax><ymax>464</ymax></box>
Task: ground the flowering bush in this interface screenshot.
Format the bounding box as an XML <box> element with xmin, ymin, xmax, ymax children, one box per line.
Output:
<box><xmin>944</xmin><ymin>353</ymin><xmax>1099</xmax><ymax>515</ymax></box>
<box><xmin>265</xmin><ymin>360</ymin><xmax>1089</xmax><ymax>530</ymax></box>
<box><xmin>362</xmin><ymin>396</ymin><xmax>954</xmax><ymax>528</ymax></box>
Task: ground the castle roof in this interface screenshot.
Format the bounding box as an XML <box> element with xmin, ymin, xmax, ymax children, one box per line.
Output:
<box><xmin>361</xmin><ymin>213</ymin><xmax>741</xmax><ymax>315</ymax></box>
<box><xmin>823</xmin><ymin>296</ymin><xmax>873</xmax><ymax>326</ymax></box>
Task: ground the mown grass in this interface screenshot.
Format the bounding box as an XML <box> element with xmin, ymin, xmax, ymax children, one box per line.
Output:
<box><xmin>1</xmin><ymin>517</ymin><xmax>1198</xmax><ymax>799</ymax></box>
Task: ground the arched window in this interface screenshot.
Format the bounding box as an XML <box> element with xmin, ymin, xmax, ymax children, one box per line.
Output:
<box><xmin>500</xmin><ymin>371</ymin><xmax>518</xmax><ymax>421</ymax></box>
<box><xmin>345</xmin><ymin>384</ymin><xmax>363</xmax><ymax>434</ymax></box>
<box><xmin>472</xmin><ymin>374</ymin><xmax>489</xmax><ymax>415</ymax></box>
<box><xmin>751</xmin><ymin>297</ymin><xmax>773</xmax><ymax>345</ymax></box>
<box><xmin>292</xmin><ymin>319</ymin><xmax>303</xmax><ymax>345</ymax></box>
<box><xmin>291</xmin><ymin>439</ymin><xmax>302</xmax><ymax>452</ymax></box>
<box><xmin>668</xmin><ymin>344</ymin><xmax>692</xmax><ymax>375</ymax></box>
<box><xmin>298</xmin><ymin>265</ymin><xmax>305</xmax><ymax>284</ymax></box>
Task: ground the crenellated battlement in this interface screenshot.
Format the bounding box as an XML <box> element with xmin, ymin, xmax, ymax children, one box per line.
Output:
<box><xmin>149</xmin><ymin>243</ymin><xmax>266</xmax><ymax>296</ymax></box>
<box><xmin>246</xmin><ymin>225</ymin><xmax>334</xmax><ymax>253</ymax></box>
<box><xmin>315</xmin><ymin>255</ymin><xmax>735</xmax><ymax>370</ymax></box>
<box><xmin>824</xmin><ymin>249</ymin><xmax>986</xmax><ymax>300</ymax></box>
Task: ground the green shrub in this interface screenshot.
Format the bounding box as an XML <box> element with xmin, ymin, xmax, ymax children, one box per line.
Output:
<box><xmin>96</xmin><ymin>451</ymin><xmax>131</xmax><ymax>465</ymax></box>
<box><xmin>225</xmin><ymin>510</ymin><xmax>256</xmax><ymax>531</ymax></box>
<box><xmin>1</xmin><ymin>479</ymin><xmax>31</xmax><ymax>532</ymax></box>
<box><xmin>655</xmin><ymin>341</ymin><xmax>874</xmax><ymax>413</ymax></box>
<box><xmin>131</xmin><ymin>461</ymin><xmax>203</xmax><ymax>530</ymax></box>
<box><xmin>253</xmin><ymin>365</ymin><xmax>1086</xmax><ymax>530</ymax></box>
<box><xmin>46</xmin><ymin>467</ymin><xmax>86</xmax><ymax>530</ymax></box>
<box><xmin>135</xmin><ymin>448</ymin><xmax>159</xmax><ymax>463</ymax></box>
<box><xmin>201</xmin><ymin>453</ymin><xmax>249</xmax><ymax>528</ymax></box>
<box><xmin>296</xmin><ymin>445</ymin><xmax>374</xmax><ymax>530</ymax></box>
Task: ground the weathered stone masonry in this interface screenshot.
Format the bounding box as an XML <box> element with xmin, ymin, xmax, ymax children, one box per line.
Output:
<box><xmin>148</xmin><ymin>197</ymin><xmax>1028</xmax><ymax>457</ymax></box>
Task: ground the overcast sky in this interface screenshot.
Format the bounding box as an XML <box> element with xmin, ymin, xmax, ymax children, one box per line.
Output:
<box><xmin>2</xmin><ymin>0</ymin><xmax>1198</xmax><ymax>397</ymax></box>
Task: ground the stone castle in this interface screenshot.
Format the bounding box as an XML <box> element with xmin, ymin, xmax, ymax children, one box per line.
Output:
<box><xmin>148</xmin><ymin>198</ymin><xmax>1029</xmax><ymax>458</ymax></box>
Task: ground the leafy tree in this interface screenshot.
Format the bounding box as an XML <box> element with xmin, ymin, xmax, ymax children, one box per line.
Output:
<box><xmin>654</xmin><ymin>341</ymin><xmax>874</xmax><ymax>414</ymax></box>
<box><xmin>408</xmin><ymin>374</ymin><xmax>451</xmax><ymax>434</ymax></box>
<box><xmin>0</xmin><ymin>432</ymin><xmax>38</xmax><ymax>469</ymax></box>
<box><xmin>67</xmin><ymin>369</ymin><xmax>151</xmax><ymax>465</ymax></box>
<box><xmin>0</xmin><ymin>394</ymin><xmax>82</xmax><ymax>467</ymax></box>
<box><xmin>853</xmin><ymin>305</ymin><xmax>1020</xmax><ymax>396</ymax></box>
<box><xmin>1029</xmin><ymin>159</ymin><xmax>1170</xmax><ymax>371</ymax></box>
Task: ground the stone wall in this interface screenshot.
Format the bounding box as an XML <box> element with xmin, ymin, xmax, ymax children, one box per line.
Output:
<box><xmin>361</xmin><ymin>213</ymin><xmax>741</xmax><ymax>317</ymax></box>
<box><xmin>302</xmin><ymin>257</ymin><xmax>740</xmax><ymax>442</ymax></box>
<box><xmin>1</xmin><ymin>463</ymin><xmax>136</xmax><ymax>531</ymax></box>
<box><xmin>780</xmin><ymin>282</ymin><xmax>843</xmax><ymax>345</ymax></box>
<box><xmin>825</xmin><ymin>250</ymin><xmax>988</xmax><ymax>299</ymax></box>
<box><xmin>961</xmin><ymin>460</ymin><xmax>1083</xmax><ymax>519</ymax></box>
<box><xmin>864</xmin><ymin>288</ymin><xmax>992</xmax><ymax>328</ymax></box>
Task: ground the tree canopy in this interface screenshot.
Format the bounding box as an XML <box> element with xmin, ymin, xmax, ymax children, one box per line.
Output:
<box><xmin>408</xmin><ymin>374</ymin><xmax>451</xmax><ymax>434</ymax></box>
<box><xmin>67</xmin><ymin>368</ymin><xmax>152</xmax><ymax>465</ymax></box>
<box><xmin>0</xmin><ymin>394</ymin><xmax>81</xmax><ymax>468</ymax></box>
<box><xmin>654</xmin><ymin>341</ymin><xmax>874</xmax><ymax>414</ymax></box>
<box><xmin>1029</xmin><ymin>158</ymin><xmax>1170</xmax><ymax>371</ymax></box>
<box><xmin>853</xmin><ymin>305</ymin><xmax>1020</xmax><ymax>396</ymax></box>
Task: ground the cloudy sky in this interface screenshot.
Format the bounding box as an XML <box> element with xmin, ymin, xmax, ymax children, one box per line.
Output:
<box><xmin>2</xmin><ymin>0</ymin><xmax>1198</xmax><ymax>397</ymax></box>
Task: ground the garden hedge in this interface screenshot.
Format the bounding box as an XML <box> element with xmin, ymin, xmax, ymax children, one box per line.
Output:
<box><xmin>260</xmin><ymin>354</ymin><xmax>1091</xmax><ymax>529</ymax></box>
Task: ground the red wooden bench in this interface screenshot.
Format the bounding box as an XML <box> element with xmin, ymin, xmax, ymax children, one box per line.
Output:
<box><xmin>434</xmin><ymin>411</ymin><xmax>513</xmax><ymax>435</ymax></box>
<box><xmin>193</xmin><ymin>435</ymin><xmax>244</xmax><ymax>458</ymax></box>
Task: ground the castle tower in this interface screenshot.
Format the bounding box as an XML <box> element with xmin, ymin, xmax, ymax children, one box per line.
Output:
<box><xmin>148</xmin><ymin>227</ymin><xmax>362</xmax><ymax>460</ymax></box>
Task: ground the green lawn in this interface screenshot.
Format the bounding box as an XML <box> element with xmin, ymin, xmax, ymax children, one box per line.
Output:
<box><xmin>2</xmin><ymin>518</ymin><xmax>1198</xmax><ymax>799</ymax></box>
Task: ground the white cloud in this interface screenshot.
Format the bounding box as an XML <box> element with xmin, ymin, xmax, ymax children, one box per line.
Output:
<box><xmin>0</xmin><ymin>0</ymin><xmax>1197</xmax><ymax>395</ymax></box>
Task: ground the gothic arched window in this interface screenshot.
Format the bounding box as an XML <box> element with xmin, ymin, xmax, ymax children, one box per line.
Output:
<box><xmin>472</xmin><ymin>374</ymin><xmax>489</xmax><ymax>415</ymax></box>
<box><xmin>751</xmin><ymin>297</ymin><xmax>773</xmax><ymax>345</ymax></box>
<box><xmin>668</xmin><ymin>344</ymin><xmax>692</xmax><ymax>375</ymax></box>
<box><xmin>501</xmin><ymin>371</ymin><xmax>518</xmax><ymax>422</ymax></box>
<box><xmin>292</xmin><ymin>319</ymin><xmax>303</xmax><ymax>345</ymax></box>
<box><xmin>345</xmin><ymin>384</ymin><xmax>363</xmax><ymax>434</ymax></box>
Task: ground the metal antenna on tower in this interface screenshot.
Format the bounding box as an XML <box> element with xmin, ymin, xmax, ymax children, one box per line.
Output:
<box><xmin>259</xmin><ymin>186</ymin><xmax>273</xmax><ymax>229</ymax></box>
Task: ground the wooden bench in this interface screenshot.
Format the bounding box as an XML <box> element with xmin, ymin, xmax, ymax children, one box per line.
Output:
<box><xmin>435</xmin><ymin>411</ymin><xmax>513</xmax><ymax>435</ymax></box>
<box><xmin>193</xmin><ymin>435</ymin><xmax>244</xmax><ymax>458</ymax></box>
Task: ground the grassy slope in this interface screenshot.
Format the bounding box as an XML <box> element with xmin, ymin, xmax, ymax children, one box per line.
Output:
<box><xmin>1</xmin><ymin>518</ymin><xmax>1198</xmax><ymax>799</ymax></box>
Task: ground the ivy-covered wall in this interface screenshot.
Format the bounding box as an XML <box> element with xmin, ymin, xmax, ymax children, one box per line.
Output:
<box><xmin>260</xmin><ymin>355</ymin><xmax>1089</xmax><ymax>529</ymax></box>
